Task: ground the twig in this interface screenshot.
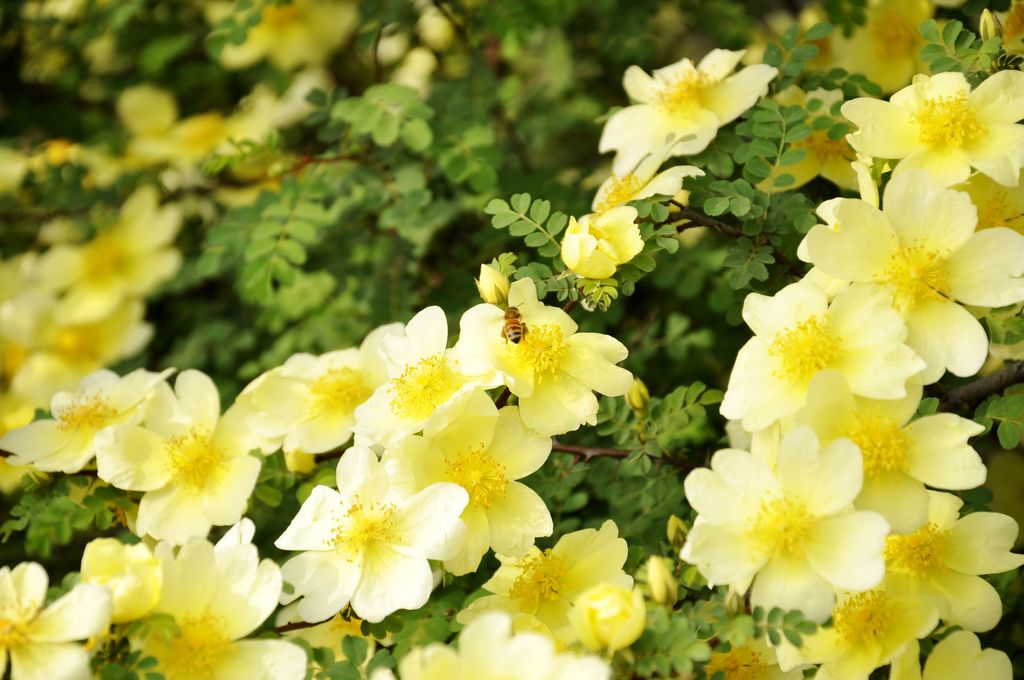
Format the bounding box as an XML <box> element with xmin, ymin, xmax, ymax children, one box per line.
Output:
<box><xmin>551</xmin><ymin>442</ymin><xmax>697</xmax><ymax>470</ymax></box>
<box><xmin>939</xmin><ymin>361</ymin><xmax>1024</xmax><ymax>412</ymax></box>
<box><xmin>494</xmin><ymin>388</ymin><xmax>511</xmax><ymax>408</ymax></box>
<box><xmin>272</xmin><ymin>620</ymin><xmax>323</xmax><ymax>634</ymax></box>
<box><xmin>562</xmin><ymin>299</ymin><xmax>578</xmax><ymax>314</ymax></box>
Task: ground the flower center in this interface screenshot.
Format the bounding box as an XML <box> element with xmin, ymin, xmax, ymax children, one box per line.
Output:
<box><xmin>914</xmin><ymin>93</ymin><xmax>984</xmax><ymax>149</ymax></box>
<box><xmin>843</xmin><ymin>412</ymin><xmax>910</xmax><ymax>478</ymax></box>
<box><xmin>508</xmin><ymin>548</ymin><xmax>568</xmax><ymax>609</ymax></box>
<box><xmin>704</xmin><ymin>646</ymin><xmax>767</xmax><ymax>680</ymax></box>
<box><xmin>309</xmin><ymin>367</ymin><xmax>372</xmax><ymax>415</ymax></box>
<box><xmin>82</xmin><ymin>232</ymin><xmax>129</xmax><ymax>281</ymax></box>
<box><xmin>879</xmin><ymin>244</ymin><xmax>950</xmax><ymax>312</ymax></box>
<box><xmin>165</xmin><ymin>429</ymin><xmax>226</xmax><ymax>493</ymax></box>
<box><xmin>444</xmin><ymin>444</ymin><xmax>509</xmax><ymax>509</ymax></box>
<box><xmin>262</xmin><ymin>3</ymin><xmax>303</xmax><ymax>28</ymax></box>
<box><xmin>871</xmin><ymin>11</ymin><xmax>919</xmax><ymax>59</ymax></box>
<box><xmin>177</xmin><ymin>113</ymin><xmax>227</xmax><ymax>154</ymax></box>
<box><xmin>748</xmin><ymin>497</ymin><xmax>814</xmax><ymax>560</ymax></box>
<box><xmin>56</xmin><ymin>394</ymin><xmax>117</xmax><ymax>432</ymax></box>
<box><xmin>0</xmin><ymin>616</ymin><xmax>28</xmax><ymax>648</ymax></box>
<box><xmin>389</xmin><ymin>354</ymin><xmax>461</xmax><ymax>421</ymax></box>
<box><xmin>53</xmin><ymin>324</ymin><xmax>100</xmax><ymax>360</ymax></box>
<box><xmin>796</xmin><ymin>130</ymin><xmax>853</xmax><ymax>164</ymax></box>
<box><xmin>1005</xmin><ymin>4</ymin><xmax>1024</xmax><ymax>43</ymax></box>
<box><xmin>158</xmin><ymin>613</ymin><xmax>231</xmax><ymax>680</ymax></box>
<box><xmin>332</xmin><ymin>500</ymin><xmax>398</xmax><ymax>558</ymax></box>
<box><xmin>595</xmin><ymin>174</ymin><xmax>644</xmax><ymax>213</ymax></box>
<box><xmin>885</xmin><ymin>522</ymin><xmax>948</xmax><ymax>576</ymax></box>
<box><xmin>768</xmin><ymin>316</ymin><xmax>839</xmax><ymax>383</ymax></box>
<box><xmin>656</xmin><ymin>71</ymin><xmax>711</xmax><ymax>114</ymax></box>
<box><xmin>975</xmin><ymin>189</ymin><xmax>1024</xmax><ymax>232</ymax></box>
<box><xmin>832</xmin><ymin>591</ymin><xmax>892</xmax><ymax>647</ymax></box>
<box><xmin>512</xmin><ymin>324</ymin><xmax>567</xmax><ymax>383</ymax></box>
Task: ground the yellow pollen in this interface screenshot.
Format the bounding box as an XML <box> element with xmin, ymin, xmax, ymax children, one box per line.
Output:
<box><xmin>512</xmin><ymin>324</ymin><xmax>567</xmax><ymax>383</ymax></box>
<box><xmin>332</xmin><ymin>500</ymin><xmax>398</xmax><ymax>557</ymax></box>
<box><xmin>871</xmin><ymin>11</ymin><xmax>919</xmax><ymax>59</ymax></box>
<box><xmin>975</xmin><ymin>189</ymin><xmax>1024</xmax><ymax>233</ymax></box>
<box><xmin>165</xmin><ymin>429</ymin><xmax>226</xmax><ymax>493</ymax></box>
<box><xmin>656</xmin><ymin>71</ymin><xmax>712</xmax><ymax>114</ymax></box>
<box><xmin>56</xmin><ymin>395</ymin><xmax>116</xmax><ymax>432</ymax></box>
<box><xmin>389</xmin><ymin>354</ymin><xmax>460</xmax><ymax>420</ymax></box>
<box><xmin>0</xmin><ymin>616</ymin><xmax>28</xmax><ymax>648</ymax></box>
<box><xmin>310</xmin><ymin>367</ymin><xmax>371</xmax><ymax>415</ymax></box>
<box><xmin>444</xmin><ymin>445</ymin><xmax>508</xmax><ymax>509</ymax></box>
<box><xmin>885</xmin><ymin>522</ymin><xmax>948</xmax><ymax>576</ymax></box>
<box><xmin>832</xmin><ymin>591</ymin><xmax>892</xmax><ymax>647</ymax></box>
<box><xmin>1004</xmin><ymin>4</ymin><xmax>1024</xmax><ymax>42</ymax></box>
<box><xmin>914</xmin><ymin>93</ymin><xmax>984</xmax><ymax>149</ymax></box>
<box><xmin>768</xmin><ymin>317</ymin><xmax>839</xmax><ymax>382</ymax></box>
<box><xmin>796</xmin><ymin>130</ymin><xmax>853</xmax><ymax>164</ymax></box>
<box><xmin>595</xmin><ymin>174</ymin><xmax>644</xmax><ymax>213</ymax></box>
<box><xmin>158</xmin><ymin>613</ymin><xmax>231</xmax><ymax>680</ymax></box>
<box><xmin>508</xmin><ymin>549</ymin><xmax>568</xmax><ymax>609</ymax></box>
<box><xmin>52</xmin><ymin>324</ymin><xmax>100</xmax><ymax>360</ymax></box>
<box><xmin>843</xmin><ymin>412</ymin><xmax>910</xmax><ymax>478</ymax></box>
<box><xmin>704</xmin><ymin>646</ymin><xmax>768</xmax><ymax>680</ymax></box>
<box><xmin>749</xmin><ymin>497</ymin><xmax>814</xmax><ymax>560</ymax></box>
<box><xmin>879</xmin><ymin>244</ymin><xmax>949</xmax><ymax>312</ymax></box>
<box><xmin>262</xmin><ymin>3</ymin><xmax>303</xmax><ymax>28</ymax></box>
<box><xmin>82</xmin><ymin>232</ymin><xmax>130</xmax><ymax>281</ymax></box>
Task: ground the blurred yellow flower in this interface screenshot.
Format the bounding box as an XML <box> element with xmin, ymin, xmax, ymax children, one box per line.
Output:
<box><xmin>80</xmin><ymin>538</ymin><xmax>162</xmax><ymax>623</ymax></box>
<box><xmin>570</xmin><ymin>583</ymin><xmax>646</xmax><ymax>653</ymax></box>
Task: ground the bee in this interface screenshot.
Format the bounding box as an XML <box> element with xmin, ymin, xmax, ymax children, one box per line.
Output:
<box><xmin>502</xmin><ymin>306</ymin><xmax>527</xmax><ymax>344</ymax></box>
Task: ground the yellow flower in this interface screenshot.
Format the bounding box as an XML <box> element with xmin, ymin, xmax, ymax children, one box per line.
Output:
<box><xmin>94</xmin><ymin>370</ymin><xmax>265</xmax><ymax>544</ymax></box>
<box><xmin>843</xmin><ymin>70</ymin><xmax>1024</xmax><ymax>188</ymax></box>
<box><xmin>890</xmin><ymin>632</ymin><xmax>1013</xmax><ymax>680</ymax></box>
<box><xmin>791</xmin><ymin>588</ymin><xmax>938</xmax><ymax>679</ymax></box>
<box><xmin>957</xmin><ymin>170</ymin><xmax>1024</xmax><ymax>234</ymax></box>
<box><xmin>801</xmin><ymin>171</ymin><xmax>1024</xmax><ymax>383</ymax></box>
<box><xmin>35</xmin><ymin>185</ymin><xmax>182</xmax><ymax>323</ymax></box>
<box><xmin>134</xmin><ymin>520</ymin><xmax>307</xmax><ymax>680</ymax></box>
<box><xmin>830</xmin><ymin>0</ymin><xmax>932</xmax><ymax>94</ymax></box>
<box><xmin>236</xmin><ymin>323</ymin><xmax>400</xmax><ymax>454</ymax></box>
<box><xmin>705</xmin><ymin>637</ymin><xmax>804</xmax><ymax>680</ymax></box>
<box><xmin>390</xmin><ymin>388</ymin><xmax>553</xmax><ymax>575</ymax></box>
<box><xmin>645</xmin><ymin>556</ymin><xmax>677</xmax><ymax>606</ymax></box>
<box><xmin>0</xmin><ymin>368</ymin><xmax>172</xmax><ymax>473</ymax></box>
<box><xmin>457</xmin><ymin>520</ymin><xmax>631</xmax><ymax>639</ymax></box>
<box><xmin>0</xmin><ymin>562</ymin><xmax>112</xmax><ymax>680</ymax></box>
<box><xmin>792</xmin><ymin>371</ymin><xmax>985</xmax><ymax>534</ymax></box>
<box><xmin>720</xmin><ymin>279</ymin><xmax>924</xmax><ymax>431</ymax></box>
<box><xmin>681</xmin><ymin>427</ymin><xmax>890</xmax><ymax>622</ymax></box>
<box><xmin>591</xmin><ymin>156</ymin><xmax>703</xmax><ymax>214</ymax></box>
<box><xmin>883</xmin><ymin>491</ymin><xmax>1024</xmax><ymax>632</ymax></box>
<box><xmin>599</xmin><ymin>50</ymin><xmax>777</xmax><ymax>174</ymax></box>
<box><xmin>475</xmin><ymin>264</ymin><xmax>510</xmax><ymax>306</ymax></box>
<box><xmin>80</xmin><ymin>538</ymin><xmax>161</xmax><ymax>623</ymax></box>
<box><xmin>276</xmin><ymin>447</ymin><xmax>468</xmax><ymax>623</ymax></box>
<box><xmin>0</xmin><ymin>392</ymin><xmax>36</xmax><ymax>494</ymax></box>
<box><xmin>570</xmin><ymin>583</ymin><xmax>646</xmax><ymax>653</ymax></box>
<box><xmin>561</xmin><ymin>206</ymin><xmax>643</xmax><ymax>279</ymax></box>
<box><xmin>0</xmin><ymin>147</ymin><xmax>29</xmax><ymax>193</ymax></box>
<box><xmin>454</xmin><ymin>279</ymin><xmax>633</xmax><ymax>436</ymax></box>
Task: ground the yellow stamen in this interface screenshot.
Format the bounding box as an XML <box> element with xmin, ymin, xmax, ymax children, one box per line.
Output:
<box><xmin>768</xmin><ymin>317</ymin><xmax>839</xmax><ymax>382</ymax></box>
<box><xmin>843</xmin><ymin>412</ymin><xmax>910</xmax><ymax>478</ymax></box>
<box><xmin>309</xmin><ymin>367</ymin><xmax>371</xmax><ymax>415</ymax></box>
<box><xmin>704</xmin><ymin>646</ymin><xmax>768</xmax><ymax>680</ymax></box>
<box><xmin>871</xmin><ymin>11</ymin><xmax>919</xmax><ymax>59</ymax></box>
<box><xmin>748</xmin><ymin>497</ymin><xmax>814</xmax><ymax>560</ymax></box>
<box><xmin>444</xmin><ymin>444</ymin><xmax>509</xmax><ymax>509</ymax></box>
<box><xmin>82</xmin><ymin>232</ymin><xmax>130</xmax><ymax>281</ymax></box>
<box><xmin>57</xmin><ymin>395</ymin><xmax>117</xmax><ymax>432</ymax></box>
<box><xmin>880</xmin><ymin>244</ymin><xmax>949</xmax><ymax>312</ymax></box>
<box><xmin>832</xmin><ymin>591</ymin><xmax>892</xmax><ymax>647</ymax></box>
<box><xmin>157</xmin><ymin>613</ymin><xmax>231</xmax><ymax>680</ymax></box>
<box><xmin>914</xmin><ymin>93</ymin><xmax>985</xmax><ymax>149</ymax></box>
<box><xmin>656</xmin><ymin>71</ymin><xmax>711</xmax><ymax>114</ymax></box>
<box><xmin>389</xmin><ymin>354</ymin><xmax>460</xmax><ymax>420</ymax></box>
<box><xmin>795</xmin><ymin>130</ymin><xmax>853</xmax><ymax>164</ymax></box>
<box><xmin>508</xmin><ymin>548</ymin><xmax>568</xmax><ymax>609</ymax></box>
<box><xmin>885</xmin><ymin>523</ymin><xmax>948</xmax><ymax>576</ymax></box>
<box><xmin>512</xmin><ymin>324</ymin><xmax>567</xmax><ymax>383</ymax></box>
<box><xmin>165</xmin><ymin>429</ymin><xmax>225</xmax><ymax>493</ymax></box>
<box><xmin>0</xmin><ymin>616</ymin><xmax>29</xmax><ymax>648</ymax></box>
<box><xmin>595</xmin><ymin>174</ymin><xmax>644</xmax><ymax>213</ymax></box>
<box><xmin>332</xmin><ymin>500</ymin><xmax>397</xmax><ymax>558</ymax></box>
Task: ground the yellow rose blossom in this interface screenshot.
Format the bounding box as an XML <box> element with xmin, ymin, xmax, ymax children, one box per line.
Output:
<box><xmin>276</xmin><ymin>447</ymin><xmax>468</xmax><ymax>623</ymax></box>
<box><xmin>457</xmin><ymin>520</ymin><xmax>632</xmax><ymax>639</ymax></box>
<box><xmin>792</xmin><ymin>371</ymin><xmax>985</xmax><ymax>534</ymax></box>
<box><xmin>0</xmin><ymin>368</ymin><xmax>172</xmax><ymax>473</ymax></box>
<box><xmin>801</xmin><ymin>171</ymin><xmax>1024</xmax><ymax>383</ymax></box>
<box><xmin>94</xmin><ymin>370</ymin><xmax>266</xmax><ymax>544</ymax></box>
<box><xmin>681</xmin><ymin>427</ymin><xmax>890</xmax><ymax>622</ymax></box>
<box><xmin>0</xmin><ymin>562</ymin><xmax>112</xmax><ymax>680</ymax></box>
<box><xmin>830</xmin><ymin>0</ymin><xmax>932</xmax><ymax>94</ymax></box>
<box><xmin>390</xmin><ymin>388</ymin><xmax>553</xmax><ymax>575</ymax></box>
<box><xmin>0</xmin><ymin>392</ymin><xmax>36</xmax><ymax>494</ymax></box>
<box><xmin>645</xmin><ymin>556</ymin><xmax>677</xmax><ymax>606</ymax></box>
<box><xmin>80</xmin><ymin>538</ymin><xmax>161</xmax><ymax>623</ymax></box>
<box><xmin>843</xmin><ymin>70</ymin><xmax>1024</xmax><ymax>188</ymax></box>
<box><xmin>570</xmin><ymin>583</ymin><xmax>646</xmax><ymax>653</ymax></box>
<box><xmin>720</xmin><ymin>279</ymin><xmax>924</xmax><ymax>431</ymax></box>
<box><xmin>890</xmin><ymin>632</ymin><xmax>1013</xmax><ymax>680</ymax></box>
<box><xmin>0</xmin><ymin>147</ymin><xmax>29</xmax><ymax>193</ymax></box>
<box><xmin>134</xmin><ymin>520</ymin><xmax>307</xmax><ymax>680</ymax></box>
<box><xmin>883</xmin><ymin>491</ymin><xmax>1024</xmax><ymax>632</ymax></box>
<box><xmin>591</xmin><ymin>155</ymin><xmax>703</xmax><ymax>214</ymax></box>
<box><xmin>957</xmin><ymin>170</ymin><xmax>1024</xmax><ymax>233</ymax></box>
<box><xmin>561</xmin><ymin>206</ymin><xmax>643</xmax><ymax>279</ymax></box>
<box><xmin>599</xmin><ymin>50</ymin><xmax>777</xmax><ymax>174</ymax></box>
<box><xmin>454</xmin><ymin>279</ymin><xmax>633</xmax><ymax>436</ymax></box>
<box><xmin>475</xmin><ymin>263</ymin><xmax>510</xmax><ymax>306</ymax></box>
<box><xmin>704</xmin><ymin>637</ymin><xmax>804</xmax><ymax>680</ymax></box>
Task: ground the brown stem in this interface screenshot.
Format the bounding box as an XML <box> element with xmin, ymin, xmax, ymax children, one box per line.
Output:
<box><xmin>494</xmin><ymin>388</ymin><xmax>511</xmax><ymax>409</ymax></box>
<box><xmin>562</xmin><ymin>299</ymin><xmax>578</xmax><ymax>314</ymax></box>
<box><xmin>551</xmin><ymin>442</ymin><xmax>697</xmax><ymax>470</ymax></box>
<box><xmin>939</xmin><ymin>361</ymin><xmax>1024</xmax><ymax>412</ymax></box>
<box><xmin>272</xmin><ymin>620</ymin><xmax>323</xmax><ymax>634</ymax></box>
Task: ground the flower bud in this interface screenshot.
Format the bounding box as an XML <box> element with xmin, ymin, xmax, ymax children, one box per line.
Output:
<box><xmin>981</xmin><ymin>9</ymin><xmax>1002</xmax><ymax>42</ymax></box>
<box><xmin>571</xmin><ymin>583</ymin><xmax>647</xmax><ymax>652</ymax></box>
<box><xmin>285</xmin><ymin>450</ymin><xmax>316</xmax><ymax>474</ymax></box>
<box><xmin>666</xmin><ymin>514</ymin><xmax>687</xmax><ymax>547</ymax></box>
<box><xmin>80</xmin><ymin>538</ymin><xmax>161</xmax><ymax>623</ymax></box>
<box><xmin>475</xmin><ymin>264</ymin><xmax>510</xmax><ymax>306</ymax></box>
<box><xmin>646</xmin><ymin>556</ymin><xmax>678</xmax><ymax>606</ymax></box>
<box><xmin>560</xmin><ymin>206</ymin><xmax>643</xmax><ymax>279</ymax></box>
<box><xmin>626</xmin><ymin>378</ymin><xmax>650</xmax><ymax>410</ymax></box>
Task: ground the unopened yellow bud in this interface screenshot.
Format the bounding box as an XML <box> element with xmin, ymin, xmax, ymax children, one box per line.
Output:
<box><xmin>475</xmin><ymin>264</ymin><xmax>510</xmax><ymax>306</ymax></box>
<box><xmin>571</xmin><ymin>583</ymin><xmax>647</xmax><ymax>652</ymax></box>
<box><xmin>285</xmin><ymin>450</ymin><xmax>316</xmax><ymax>474</ymax></box>
<box><xmin>626</xmin><ymin>378</ymin><xmax>650</xmax><ymax>410</ymax></box>
<box><xmin>981</xmin><ymin>9</ymin><xmax>1002</xmax><ymax>42</ymax></box>
<box><xmin>81</xmin><ymin>538</ymin><xmax>161</xmax><ymax>623</ymax></box>
<box><xmin>666</xmin><ymin>514</ymin><xmax>687</xmax><ymax>547</ymax></box>
<box><xmin>646</xmin><ymin>556</ymin><xmax>678</xmax><ymax>606</ymax></box>
<box><xmin>724</xmin><ymin>588</ymin><xmax>746</xmax><ymax>616</ymax></box>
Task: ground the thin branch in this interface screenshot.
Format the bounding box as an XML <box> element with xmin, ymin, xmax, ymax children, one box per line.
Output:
<box><xmin>551</xmin><ymin>442</ymin><xmax>697</xmax><ymax>471</ymax></box>
<box><xmin>272</xmin><ymin>620</ymin><xmax>323</xmax><ymax>634</ymax></box>
<box><xmin>494</xmin><ymin>388</ymin><xmax>512</xmax><ymax>409</ymax></box>
<box><xmin>562</xmin><ymin>299</ymin><xmax>578</xmax><ymax>314</ymax></box>
<box><xmin>939</xmin><ymin>361</ymin><xmax>1024</xmax><ymax>412</ymax></box>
